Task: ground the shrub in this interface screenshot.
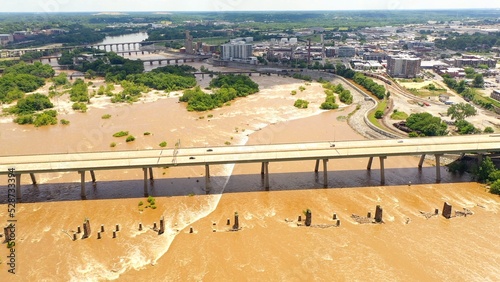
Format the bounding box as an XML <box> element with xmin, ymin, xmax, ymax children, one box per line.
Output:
<box><xmin>113</xmin><ymin>131</ymin><xmax>129</xmax><ymax>137</ymax></box>
<box><xmin>60</xmin><ymin>119</ymin><xmax>70</xmax><ymax>125</ymax></box>
<box><xmin>207</xmin><ymin>114</ymin><xmax>213</xmax><ymax>118</ymax></box>
<box><xmin>110</xmin><ymin>142</ymin><xmax>116</xmax><ymax>147</ymax></box>
<box><xmin>488</xmin><ymin>170</ymin><xmax>500</xmax><ymax>182</ymax></box>
<box><xmin>101</xmin><ymin>114</ymin><xmax>111</xmax><ymax>119</ymax></box>
<box><xmin>291</xmin><ymin>90</ymin><xmax>297</xmax><ymax>95</ymax></box>
<box><xmin>144</xmin><ymin>132</ymin><xmax>151</xmax><ymax>135</ymax></box>
<box><xmin>320</xmin><ymin>102</ymin><xmax>339</xmax><ymax>110</ymax></box>
<box><xmin>225</xmin><ymin>141</ymin><xmax>231</xmax><ymax>145</ymax></box>
<box><xmin>484</xmin><ymin>127</ymin><xmax>494</xmax><ymax>133</ymax></box>
<box><xmin>476</xmin><ymin>157</ymin><xmax>496</xmax><ymax>183</ymax></box>
<box><xmin>159</xmin><ymin>141</ymin><xmax>167</xmax><ymax>147</ymax></box>
<box><xmin>72</xmin><ymin>102</ymin><xmax>87</xmax><ymax>113</ymax></box>
<box><xmin>138</xmin><ymin>201</ymin><xmax>143</xmax><ymax>206</ymax></box>
<box><xmin>490</xmin><ymin>180</ymin><xmax>500</xmax><ymax>195</ymax></box>
<box><xmin>10</xmin><ymin>93</ymin><xmax>53</xmax><ymax>115</ymax></box>
<box><xmin>374</xmin><ymin>110</ymin><xmax>384</xmax><ymax>119</ymax></box>
<box><xmin>14</xmin><ymin>114</ymin><xmax>34</xmax><ymax>125</ymax></box>
<box><xmin>126</xmin><ymin>135</ymin><xmax>135</xmax><ymax>142</ymax></box>
<box><xmin>294</xmin><ymin>99</ymin><xmax>309</xmax><ymax>109</ymax></box>
<box><xmin>33</xmin><ymin>110</ymin><xmax>57</xmax><ymax>127</ymax></box>
<box><xmin>147</xmin><ymin>196</ymin><xmax>155</xmax><ymax>205</ymax></box>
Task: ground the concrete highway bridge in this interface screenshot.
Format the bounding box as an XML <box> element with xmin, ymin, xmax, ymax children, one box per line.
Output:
<box><xmin>1</xmin><ymin>40</ymin><xmax>177</xmax><ymax>58</ymax></box>
<box><xmin>1</xmin><ymin>134</ymin><xmax>499</xmax><ymax>200</ymax></box>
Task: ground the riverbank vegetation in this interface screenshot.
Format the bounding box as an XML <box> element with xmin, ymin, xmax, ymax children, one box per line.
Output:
<box><xmin>319</xmin><ymin>82</ymin><xmax>353</xmax><ymax>110</ymax></box>
<box><xmin>0</xmin><ymin>62</ymin><xmax>54</xmax><ymax>103</ymax></box>
<box><xmin>406</xmin><ymin>112</ymin><xmax>448</xmax><ymax>137</ymax></box>
<box><xmin>442</xmin><ymin>74</ymin><xmax>500</xmax><ymax>111</ymax></box>
<box><xmin>448</xmin><ymin>156</ymin><xmax>500</xmax><ymax>195</ymax></box>
<box><xmin>179</xmin><ymin>74</ymin><xmax>259</xmax><ymax>112</ymax></box>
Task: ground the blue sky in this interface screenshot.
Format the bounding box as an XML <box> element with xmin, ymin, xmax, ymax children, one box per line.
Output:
<box><xmin>1</xmin><ymin>0</ymin><xmax>499</xmax><ymax>13</ymax></box>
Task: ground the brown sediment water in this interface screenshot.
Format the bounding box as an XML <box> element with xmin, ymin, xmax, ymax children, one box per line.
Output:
<box><xmin>0</xmin><ymin>73</ymin><xmax>499</xmax><ymax>281</ymax></box>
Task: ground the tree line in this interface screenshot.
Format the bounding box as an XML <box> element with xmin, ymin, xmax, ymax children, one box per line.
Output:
<box><xmin>179</xmin><ymin>74</ymin><xmax>259</xmax><ymax>111</ymax></box>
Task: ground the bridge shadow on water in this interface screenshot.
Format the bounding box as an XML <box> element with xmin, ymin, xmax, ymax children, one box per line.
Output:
<box><xmin>0</xmin><ymin>166</ymin><xmax>473</xmax><ymax>204</ymax></box>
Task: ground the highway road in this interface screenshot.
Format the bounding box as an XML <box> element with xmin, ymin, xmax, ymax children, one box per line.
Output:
<box><xmin>1</xmin><ymin>134</ymin><xmax>499</xmax><ymax>175</ymax></box>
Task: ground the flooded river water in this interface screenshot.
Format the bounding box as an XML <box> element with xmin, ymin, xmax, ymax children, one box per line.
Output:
<box><xmin>0</xmin><ymin>61</ymin><xmax>499</xmax><ymax>281</ymax></box>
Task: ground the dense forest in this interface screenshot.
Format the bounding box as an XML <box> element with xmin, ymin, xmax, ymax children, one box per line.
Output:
<box><xmin>435</xmin><ymin>32</ymin><xmax>500</xmax><ymax>51</ymax></box>
<box><xmin>1</xmin><ymin>10</ymin><xmax>499</xmax><ymax>49</ymax></box>
<box><xmin>0</xmin><ymin>62</ymin><xmax>54</xmax><ymax>103</ymax></box>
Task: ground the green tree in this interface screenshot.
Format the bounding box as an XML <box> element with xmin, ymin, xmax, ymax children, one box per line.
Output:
<box><xmin>476</xmin><ymin>157</ymin><xmax>496</xmax><ymax>183</ymax></box>
<box><xmin>446</xmin><ymin>102</ymin><xmax>477</xmax><ymax>121</ymax></box>
<box><xmin>455</xmin><ymin>120</ymin><xmax>479</xmax><ymax>135</ymax></box>
<box><xmin>490</xmin><ymin>180</ymin><xmax>500</xmax><ymax>195</ymax></box>
<box><xmin>11</xmin><ymin>93</ymin><xmax>53</xmax><ymax>114</ymax></box>
<box><xmin>406</xmin><ymin>112</ymin><xmax>448</xmax><ymax>136</ymax></box>
<box><xmin>53</xmin><ymin>73</ymin><xmax>68</xmax><ymax>86</ymax></box>
<box><xmin>69</xmin><ymin>79</ymin><xmax>89</xmax><ymax>102</ymax></box>
<box><xmin>464</xmin><ymin>67</ymin><xmax>475</xmax><ymax>79</ymax></box>
<box><xmin>472</xmin><ymin>73</ymin><xmax>484</xmax><ymax>88</ymax></box>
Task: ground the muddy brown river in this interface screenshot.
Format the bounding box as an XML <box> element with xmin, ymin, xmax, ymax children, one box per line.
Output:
<box><xmin>0</xmin><ymin>71</ymin><xmax>498</xmax><ymax>281</ymax></box>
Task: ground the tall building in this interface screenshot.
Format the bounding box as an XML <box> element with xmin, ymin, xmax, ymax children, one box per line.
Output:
<box><xmin>386</xmin><ymin>55</ymin><xmax>421</xmax><ymax>78</ymax></box>
<box><xmin>184</xmin><ymin>31</ymin><xmax>195</xmax><ymax>55</ymax></box>
<box><xmin>0</xmin><ymin>34</ymin><xmax>13</xmax><ymax>46</ymax></box>
<box><xmin>337</xmin><ymin>46</ymin><xmax>356</xmax><ymax>57</ymax></box>
<box><xmin>221</xmin><ymin>42</ymin><xmax>253</xmax><ymax>60</ymax></box>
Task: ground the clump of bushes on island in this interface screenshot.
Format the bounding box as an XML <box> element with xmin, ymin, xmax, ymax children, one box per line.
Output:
<box><xmin>0</xmin><ymin>62</ymin><xmax>54</xmax><ymax>104</ymax></box>
<box><xmin>113</xmin><ymin>131</ymin><xmax>129</xmax><ymax>137</ymax></box>
<box><xmin>294</xmin><ymin>99</ymin><xmax>309</xmax><ymax>109</ymax></box>
<box><xmin>179</xmin><ymin>74</ymin><xmax>259</xmax><ymax>111</ymax></box>
<box><xmin>4</xmin><ymin>93</ymin><xmax>59</xmax><ymax>126</ymax></box>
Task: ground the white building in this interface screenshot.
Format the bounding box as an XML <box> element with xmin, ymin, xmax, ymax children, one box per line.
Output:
<box><xmin>221</xmin><ymin>42</ymin><xmax>253</xmax><ymax>60</ymax></box>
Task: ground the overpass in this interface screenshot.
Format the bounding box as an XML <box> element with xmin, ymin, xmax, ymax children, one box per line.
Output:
<box><xmin>1</xmin><ymin>134</ymin><xmax>499</xmax><ymax>200</ymax></box>
<box><xmin>1</xmin><ymin>40</ymin><xmax>177</xmax><ymax>58</ymax></box>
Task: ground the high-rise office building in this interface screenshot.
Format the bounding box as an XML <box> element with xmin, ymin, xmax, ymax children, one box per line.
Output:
<box><xmin>386</xmin><ymin>55</ymin><xmax>421</xmax><ymax>78</ymax></box>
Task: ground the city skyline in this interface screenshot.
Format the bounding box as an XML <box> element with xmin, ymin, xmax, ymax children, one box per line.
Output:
<box><xmin>1</xmin><ymin>0</ymin><xmax>500</xmax><ymax>13</ymax></box>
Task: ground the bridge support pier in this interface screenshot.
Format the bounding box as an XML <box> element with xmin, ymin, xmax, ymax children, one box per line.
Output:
<box><xmin>314</xmin><ymin>159</ymin><xmax>320</xmax><ymax>173</ymax></box>
<box><xmin>205</xmin><ymin>164</ymin><xmax>211</xmax><ymax>193</ymax></box>
<box><xmin>435</xmin><ymin>154</ymin><xmax>442</xmax><ymax>183</ymax></box>
<box><xmin>367</xmin><ymin>157</ymin><xmax>373</xmax><ymax>170</ymax></box>
<box><xmin>323</xmin><ymin>159</ymin><xmax>328</xmax><ymax>188</ymax></box>
<box><xmin>149</xmin><ymin>167</ymin><xmax>154</xmax><ymax>180</ymax></box>
<box><xmin>79</xmin><ymin>171</ymin><xmax>86</xmax><ymax>198</ymax></box>
<box><xmin>263</xmin><ymin>162</ymin><xmax>270</xmax><ymax>190</ymax></box>
<box><xmin>142</xmin><ymin>168</ymin><xmax>149</xmax><ymax>196</ymax></box>
<box><xmin>90</xmin><ymin>170</ymin><xmax>96</xmax><ymax>183</ymax></box>
<box><xmin>379</xmin><ymin>156</ymin><xmax>387</xmax><ymax>185</ymax></box>
<box><xmin>29</xmin><ymin>173</ymin><xmax>37</xmax><ymax>185</ymax></box>
<box><xmin>16</xmin><ymin>174</ymin><xmax>21</xmax><ymax>200</ymax></box>
<box><xmin>418</xmin><ymin>154</ymin><xmax>426</xmax><ymax>169</ymax></box>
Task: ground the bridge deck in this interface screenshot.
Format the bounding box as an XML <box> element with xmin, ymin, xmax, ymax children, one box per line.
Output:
<box><xmin>1</xmin><ymin>135</ymin><xmax>499</xmax><ymax>175</ymax></box>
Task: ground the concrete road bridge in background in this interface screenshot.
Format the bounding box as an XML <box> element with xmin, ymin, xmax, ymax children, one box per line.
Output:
<box><xmin>1</xmin><ymin>134</ymin><xmax>499</xmax><ymax>200</ymax></box>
